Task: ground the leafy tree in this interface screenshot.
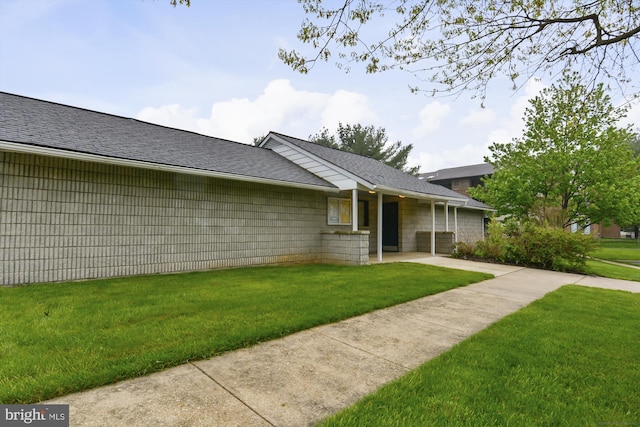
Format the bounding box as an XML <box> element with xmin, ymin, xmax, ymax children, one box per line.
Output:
<box><xmin>279</xmin><ymin>0</ymin><xmax>640</xmax><ymax>100</ymax></box>
<box><xmin>310</xmin><ymin>122</ymin><xmax>419</xmax><ymax>174</ymax></box>
<box><xmin>310</xmin><ymin>127</ymin><xmax>340</xmax><ymax>149</ymax></box>
<box><xmin>627</xmin><ymin>130</ymin><xmax>640</xmax><ymax>241</ymax></box>
<box><xmin>470</xmin><ymin>72</ymin><xmax>640</xmax><ymax>229</ymax></box>
<box><xmin>631</xmin><ymin>130</ymin><xmax>640</xmax><ymax>157</ymax></box>
<box><xmin>252</xmin><ymin>134</ymin><xmax>267</xmax><ymax>146</ymax></box>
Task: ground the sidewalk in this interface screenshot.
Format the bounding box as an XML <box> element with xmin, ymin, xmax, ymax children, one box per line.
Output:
<box><xmin>45</xmin><ymin>257</ymin><xmax>640</xmax><ymax>426</ymax></box>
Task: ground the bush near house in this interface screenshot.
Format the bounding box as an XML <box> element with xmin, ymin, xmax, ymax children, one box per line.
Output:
<box><xmin>453</xmin><ymin>219</ymin><xmax>596</xmax><ymax>273</ymax></box>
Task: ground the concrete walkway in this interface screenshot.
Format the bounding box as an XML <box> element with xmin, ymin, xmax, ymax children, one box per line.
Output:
<box><xmin>45</xmin><ymin>256</ymin><xmax>640</xmax><ymax>426</ymax></box>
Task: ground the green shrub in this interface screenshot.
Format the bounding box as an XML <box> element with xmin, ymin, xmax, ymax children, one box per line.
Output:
<box><xmin>475</xmin><ymin>220</ymin><xmax>507</xmax><ymax>261</ymax></box>
<box><xmin>452</xmin><ymin>241</ymin><xmax>476</xmax><ymax>258</ymax></box>
<box><xmin>458</xmin><ymin>219</ymin><xmax>596</xmax><ymax>273</ymax></box>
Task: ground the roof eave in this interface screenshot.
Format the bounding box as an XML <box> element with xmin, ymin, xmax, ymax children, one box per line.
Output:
<box><xmin>461</xmin><ymin>204</ymin><xmax>496</xmax><ymax>212</ymax></box>
<box><xmin>0</xmin><ymin>140</ymin><xmax>340</xmax><ymax>193</ymax></box>
<box><xmin>374</xmin><ymin>184</ymin><xmax>468</xmax><ymax>204</ymax></box>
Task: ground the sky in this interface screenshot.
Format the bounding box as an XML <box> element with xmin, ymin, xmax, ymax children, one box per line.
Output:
<box><xmin>1</xmin><ymin>0</ymin><xmax>638</xmax><ymax>173</ymax></box>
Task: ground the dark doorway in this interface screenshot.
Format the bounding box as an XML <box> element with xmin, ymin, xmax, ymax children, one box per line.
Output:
<box><xmin>382</xmin><ymin>202</ymin><xmax>399</xmax><ymax>251</ymax></box>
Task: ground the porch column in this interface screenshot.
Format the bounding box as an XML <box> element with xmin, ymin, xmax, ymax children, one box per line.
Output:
<box><xmin>444</xmin><ymin>202</ymin><xmax>449</xmax><ymax>232</ymax></box>
<box><xmin>377</xmin><ymin>192</ymin><xmax>383</xmax><ymax>262</ymax></box>
<box><xmin>454</xmin><ymin>207</ymin><xmax>458</xmax><ymax>241</ymax></box>
<box><xmin>431</xmin><ymin>200</ymin><xmax>436</xmax><ymax>256</ymax></box>
<box><xmin>352</xmin><ymin>189</ymin><xmax>358</xmax><ymax>232</ymax></box>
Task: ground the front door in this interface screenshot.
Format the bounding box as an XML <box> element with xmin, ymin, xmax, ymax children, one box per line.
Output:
<box><xmin>382</xmin><ymin>202</ymin><xmax>399</xmax><ymax>252</ymax></box>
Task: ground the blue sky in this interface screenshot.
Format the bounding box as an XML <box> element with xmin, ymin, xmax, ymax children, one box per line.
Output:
<box><xmin>1</xmin><ymin>0</ymin><xmax>638</xmax><ymax>172</ymax></box>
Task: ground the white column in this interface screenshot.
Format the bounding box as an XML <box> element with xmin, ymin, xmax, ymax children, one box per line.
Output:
<box><xmin>352</xmin><ymin>189</ymin><xmax>358</xmax><ymax>232</ymax></box>
<box><xmin>431</xmin><ymin>200</ymin><xmax>436</xmax><ymax>256</ymax></box>
<box><xmin>454</xmin><ymin>207</ymin><xmax>458</xmax><ymax>241</ymax></box>
<box><xmin>444</xmin><ymin>202</ymin><xmax>449</xmax><ymax>232</ymax></box>
<box><xmin>377</xmin><ymin>192</ymin><xmax>383</xmax><ymax>262</ymax></box>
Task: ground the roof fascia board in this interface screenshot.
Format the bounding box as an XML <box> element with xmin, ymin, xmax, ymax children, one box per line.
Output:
<box><xmin>263</xmin><ymin>134</ymin><xmax>376</xmax><ymax>190</ymax></box>
<box><xmin>458</xmin><ymin>204</ymin><xmax>496</xmax><ymax>212</ymax></box>
<box><xmin>374</xmin><ymin>184</ymin><xmax>469</xmax><ymax>205</ymax></box>
<box><xmin>0</xmin><ymin>140</ymin><xmax>340</xmax><ymax>193</ymax></box>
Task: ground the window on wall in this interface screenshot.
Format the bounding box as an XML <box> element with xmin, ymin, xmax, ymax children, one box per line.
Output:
<box><xmin>358</xmin><ymin>200</ymin><xmax>369</xmax><ymax>227</ymax></box>
<box><xmin>327</xmin><ymin>197</ymin><xmax>352</xmax><ymax>225</ymax></box>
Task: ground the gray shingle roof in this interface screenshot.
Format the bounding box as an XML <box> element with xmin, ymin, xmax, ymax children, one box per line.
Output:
<box><xmin>460</xmin><ymin>197</ymin><xmax>492</xmax><ymax>210</ymax></box>
<box><xmin>270</xmin><ymin>132</ymin><xmax>491</xmax><ymax>210</ymax></box>
<box><xmin>0</xmin><ymin>92</ymin><xmax>335</xmax><ymax>189</ymax></box>
<box><xmin>421</xmin><ymin>163</ymin><xmax>494</xmax><ymax>181</ymax></box>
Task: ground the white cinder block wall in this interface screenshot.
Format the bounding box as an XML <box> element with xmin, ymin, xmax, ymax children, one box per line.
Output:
<box><xmin>1</xmin><ymin>152</ymin><xmax>334</xmax><ymax>286</ymax></box>
<box><xmin>1</xmin><ymin>152</ymin><xmax>487</xmax><ymax>285</ymax></box>
<box><xmin>456</xmin><ymin>209</ymin><xmax>485</xmax><ymax>243</ymax></box>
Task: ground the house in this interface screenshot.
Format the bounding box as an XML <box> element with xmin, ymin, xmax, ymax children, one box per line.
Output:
<box><xmin>421</xmin><ymin>163</ymin><xmax>494</xmax><ymax>197</ymax></box>
<box><xmin>0</xmin><ymin>92</ymin><xmax>491</xmax><ymax>286</ymax></box>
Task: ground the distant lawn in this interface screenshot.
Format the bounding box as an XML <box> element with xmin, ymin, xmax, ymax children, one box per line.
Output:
<box><xmin>593</xmin><ymin>238</ymin><xmax>640</xmax><ymax>265</ymax></box>
<box><xmin>588</xmin><ymin>239</ymin><xmax>640</xmax><ymax>281</ymax></box>
<box><xmin>587</xmin><ymin>259</ymin><xmax>640</xmax><ymax>282</ymax></box>
<box><xmin>0</xmin><ymin>263</ymin><xmax>491</xmax><ymax>404</ymax></box>
<box><xmin>320</xmin><ymin>286</ymin><xmax>640</xmax><ymax>427</ymax></box>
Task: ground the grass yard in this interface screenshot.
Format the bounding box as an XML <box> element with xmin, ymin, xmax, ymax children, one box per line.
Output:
<box><xmin>587</xmin><ymin>259</ymin><xmax>640</xmax><ymax>282</ymax></box>
<box><xmin>593</xmin><ymin>238</ymin><xmax>640</xmax><ymax>265</ymax></box>
<box><xmin>587</xmin><ymin>239</ymin><xmax>640</xmax><ymax>281</ymax></box>
<box><xmin>0</xmin><ymin>263</ymin><xmax>491</xmax><ymax>404</ymax></box>
<box><xmin>320</xmin><ymin>286</ymin><xmax>640</xmax><ymax>426</ymax></box>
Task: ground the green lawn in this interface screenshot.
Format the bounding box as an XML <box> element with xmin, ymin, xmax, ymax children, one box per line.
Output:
<box><xmin>320</xmin><ymin>286</ymin><xmax>640</xmax><ymax>426</ymax></box>
<box><xmin>587</xmin><ymin>259</ymin><xmax>640</xmax><ymax>281</ymax></box>
<box><xmin>0</xmin><ymin>263</ymin><xmax>491</xmax><ymax>404</ymax></box>
<box><xmin>587</xmin><ymin>239</ymin><xmax>640</xmax><ymax>281</ymax></box>
<box><xmin>593</xmin><ymin>238</ymin><xmax>640</xmax><ymax>265</ymax></box>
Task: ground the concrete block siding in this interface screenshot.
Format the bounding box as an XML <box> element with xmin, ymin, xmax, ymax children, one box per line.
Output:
<box><xmin>416</xmin><ymin>231</ymin><xmax>455</xmax><ymax>254</ymax></box>
<box><xmin>321</xmin><ymin>231</ymin><xmax>369</xmax><ymax>265</ymax></box>
<box><xmin>456</xmin><ymin>209</ymin><xmax>485</xmax><ymax>243</ymax></box>
<box><xmin>1</xmin><ymin>151</ymin><xmax>486</xmax><ymax>286</ymax></box>
<box><xmin>1</xmin><ymin>152</ymin><xmax>331</xmax><ymax>286</ymax></box>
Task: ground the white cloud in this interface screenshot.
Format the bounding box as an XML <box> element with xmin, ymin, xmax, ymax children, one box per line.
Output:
<box><xmin>320</xmin><ymin>89</ymin><xmax>377</xmax><ymax>129</ymax></box>
<box><xmin>411</xmin><ymin>101</ymin><xmax>452</xmax><ymax>139</ymax></box>
<box><xmin>135</xmin><ymin>79</ymin><xmax>377</xmax><ymax>144</ymax></box>
<box><xmin>459</xmin><ymin>108</ymin><xmax>496</xmax><ymax>126</ymax></box>
<box><xmin>410</xmin><ymin>143</ymin><xmax>491</xmax><ymax>173</ymax></box>
<box><xmin>485</xmin><ymin>78</ymin><xmax>546</xmax><ymax>146</ymax></box>
<box><xmin>408</xmin><ymin>79</ymin><xmax>548</xmax><ymax>171</ymax></box>
<box><xmin>137</xmin><ymin>103</ymin><xmax>199</xmax><ymax>133</ymax></box>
